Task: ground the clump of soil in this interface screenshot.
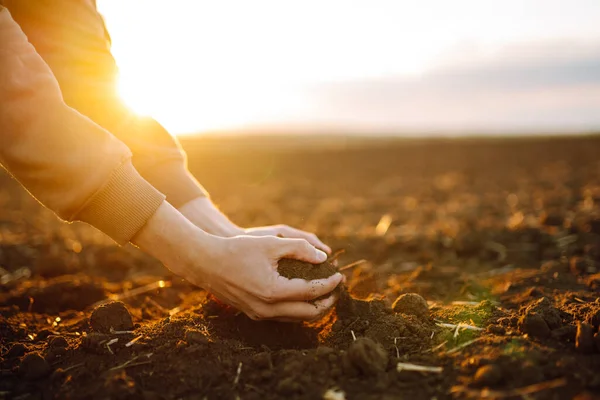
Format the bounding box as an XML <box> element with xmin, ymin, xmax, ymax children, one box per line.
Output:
<box><xmin>327</xmin><ymin>289</ymin><xmax>434</xmax><ymax>352</ymax></box>
<box><xmin>278</xmin><ymin>257</ymin><xmax>339</xmax><ymax>281</ymax></box>
<box><xmin>345</xmin><ymin>337</ymin><xmax>388</xmax><ymax>376</ymax></box>
<box><xmin>89</xmin><ymin>301</ymin><xmax>134</xmax><ymax>333</ymax></box>
<box><xmin>392</xmin><ymin>293</ymin><xmax>429</xmax><ymax>319</ymax></box>
<box><xmin>518</xmin><ymin>297</ymin><xmax>563</xmax><ymax>338</ymax></box>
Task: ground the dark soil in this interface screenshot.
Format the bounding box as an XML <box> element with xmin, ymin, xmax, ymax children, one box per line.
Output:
<box><xmin>2</xmin><ymin>135</ymin><xmax>600</xmax><ymax>399</ymax></box>
<box><xmin>277</xmin><ymin>258</ymin><xmax>339</xmax><ymax>281</ymax></box>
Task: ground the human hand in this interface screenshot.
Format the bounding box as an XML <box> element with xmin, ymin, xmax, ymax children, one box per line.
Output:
<box><xmin>134</xmin><ymin>202</ymin><xmax>342</xmax><ymax>322</ymax></box>
<box><xmin>179</xmin><ymin>197</ymin><xmax>331</xmax><ymax>253</ymax></box>
<box><xmin>243</xmin><ymin>225</ymin><xmax>331</xmax><ymax>254</ymax></box>
<box><xmin>180</xmin><ymin>235</ymin><xmax>342</xmax><ymax>321</ymax></box>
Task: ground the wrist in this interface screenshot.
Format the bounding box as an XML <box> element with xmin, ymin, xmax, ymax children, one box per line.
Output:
<box><xmin>178</xmin><ymin>197</ymin><xmax>243</xmax><ymax>237</ymax></box>
<box><xmin>131</xmin><ymin>201</ymin><xmax>218</xmax><ymax>275</ymax></box>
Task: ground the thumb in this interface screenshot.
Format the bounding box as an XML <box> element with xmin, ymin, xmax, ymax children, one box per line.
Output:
<box><xmin>276</xmin><ymin>238</ymin><xmax>328</xmax><ymax>264</ymax></box>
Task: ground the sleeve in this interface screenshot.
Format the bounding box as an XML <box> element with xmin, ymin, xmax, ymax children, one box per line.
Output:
<box><xmin>0</xmin><ymin>6</ymin><xmax>166</xmax><ymax>244</ymax></box>
<box><xmin>3</xmin><ymin>0</ymin><xmax>208</xmax><ymax>208</ymax></box>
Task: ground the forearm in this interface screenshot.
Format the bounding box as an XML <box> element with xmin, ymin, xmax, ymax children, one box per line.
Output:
<box><xmin>0</xmin><ymin>7</ymin><xmax>164</xmax><ymax>244</ymax></box>
<box><xmin>6</xmin><ymin>0</ymin><xmax>207</xmax><ymax>208</ymax></box>
<box><xmin>131</xmin><ymin>201</ymin><xmax>222</xmax><ymax>283</ymax></box>
<box><xmin>178</xmin><ymin>197</ymin><xmax>243</xmax><ymax>237</ymax></box>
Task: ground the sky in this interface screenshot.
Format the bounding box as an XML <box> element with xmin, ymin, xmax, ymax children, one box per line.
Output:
<box><xmin>98</xmin><ymin>0</ymin><xmax>600</xmax><ymax>135</ymax></box>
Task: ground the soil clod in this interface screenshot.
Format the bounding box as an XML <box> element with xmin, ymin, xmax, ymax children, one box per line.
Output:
<box><xmin>346</xmin><ymin>337</ymin><xmax>388</xmax><ymax>376</ymax></box>
<box><xmin>519</xmin><ymin>313</ymin><xmax>551</xmax><ymax>338</ymax></box>
<box><xmin>392</xmin><ymin>293</ymin><xmax>429</xmax><ymax>319</ymax></box>
<box><xmin>90</xmin><ymin>301</ymin><xmax>134</xmax><ymax>333</ymax></box>
<box><xmin>278</xmin><ymin>258</ymin><xmax>339</xmax><ymax>281</ymax></box>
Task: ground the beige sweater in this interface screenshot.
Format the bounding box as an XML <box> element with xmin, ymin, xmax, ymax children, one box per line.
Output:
<box><xmin>4</xmin><ymin>0</ymin><xmax>208</xmax><ymax>209</ymax></box>
<box><xmin>0</xmin><ymin>6</ymin><xmax>167</xmax><ymax>244</ymax></box>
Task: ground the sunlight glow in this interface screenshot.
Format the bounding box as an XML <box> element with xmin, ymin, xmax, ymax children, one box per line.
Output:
<box><xmin>97</xmin><ymin>0</ymin><xmax>600</xmax><ymax>134</ymax></box>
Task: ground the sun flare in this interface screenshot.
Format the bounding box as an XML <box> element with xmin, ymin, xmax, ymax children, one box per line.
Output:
<box><xmin>97</xmin><ymin>0</ymin><xmax>435</xmax><ymax>135</ymax></box>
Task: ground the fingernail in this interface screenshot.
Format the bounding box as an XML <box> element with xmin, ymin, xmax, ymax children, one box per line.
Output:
<box><xmin>316</xmin><ymin>249</ymin><xmax>328</xmax><ymax>262</ymax></box>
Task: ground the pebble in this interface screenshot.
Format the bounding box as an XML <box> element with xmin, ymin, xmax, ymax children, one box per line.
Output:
<box><xmin>575</xmin><ymin>322</ymin><xmax>596</xmax><ymax>354</ymax></box>
<box><xmin>392</xmin><ymin>293</ymin><xmax>429</xmax><ymax>319</ymax></box>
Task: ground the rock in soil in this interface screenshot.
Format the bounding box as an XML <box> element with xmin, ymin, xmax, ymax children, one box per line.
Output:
<box><xmin>392</xmin><ymin>293</ymin><xmax>429</xmax><ymax>319</ymax></box>
<box><xmin>90</xmin><ymin>301</ymin><xmax>134</xmax><ymax>333</ymax></box>
<box><xmin>346</xmin><ymin>337</ymin><xmax>388</xmax><ymax>376</ymax></box>
<box><xmin>575</xmin><ymin>323</ymin><xmax>596</xmax><ymax>354</ymax></box>
<box><xmin>19</xmin><ymin>352</ymin><xmax>51</xmax><ymax>380</ymax></box>
<box><xmin>472</xmin><ymin>364</ymin><xmax>503</xmax><ymax>387</ymax></box>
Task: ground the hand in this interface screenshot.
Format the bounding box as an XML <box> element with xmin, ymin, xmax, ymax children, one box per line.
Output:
<box><xmin>244</xmin><ymin>225</ymin><xmax>331</xmax><ymax>254</ymax></box>
<box><xmin>179</xmin><ymin>197</ymin><xmax>331</xmax><ymax>253</ymax></box>
<box><xmin>185</xmin><ymin>235</ymin><xmax>341</xmax><ymax>321</ymax></box>
<box><xmin>133</xmin><ymin>202</ymin><xmax>343</xmax><ymax>322</ymax></box>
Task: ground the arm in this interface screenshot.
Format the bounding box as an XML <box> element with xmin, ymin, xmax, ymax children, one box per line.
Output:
<box><xmin>178</xmin><ymin>197</ymin><xmax>332</xmax><ymax>253</ymax></box>
<box><xmin>6</xmin><ymin>1</ymin><xmax>331</xmax><ymax>251</ymax></box>
<box><xmin>132</xmin><ymin>202</ymin><xmax>341</xmax><ymax>321</ymax></box>
<box><xmin>4</xmin><ymin>0</ymin><xmax>206</xmax><ymax>209</ymax></box>
<box><xmin>0</xmin><ymin>6</ymin><xmax>164</xmax><ymax>244</ymax></box>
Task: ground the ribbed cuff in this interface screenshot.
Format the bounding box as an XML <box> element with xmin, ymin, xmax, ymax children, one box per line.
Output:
<box><xmin>75</xmin><ymin>161</ymin><xmax>166</xmax><ymax>245</ymax></box>
<box><xmin>142</xmin><ymin>160</ymin><xmax>208</xmax><ymax>208</ymax></box>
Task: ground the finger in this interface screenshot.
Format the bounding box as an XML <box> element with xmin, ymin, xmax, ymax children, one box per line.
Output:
<box><xmin>284</xmin><ymin>227</ymin><xmax>331</xmax><ymax>254</ymax></box>
<box><xmin>276</xmin><ymin>238</ymin><xmax>328</xmax><ymax>264</ymax></box>
<box><xmin>260</xmin><ymin>293</ymin><xmax>339</xmax><ymax>321</ymax></box>
<box><xmin>267</xmin><ymin>272</ymin><xmax>343</xmax><ymax>302</ymax></box>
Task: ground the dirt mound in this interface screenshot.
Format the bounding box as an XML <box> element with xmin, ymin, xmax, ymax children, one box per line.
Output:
<box><xmin>327</xmin><ymin>290</ymin><xmax>434</xmax><ymax>352</ymax></box>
